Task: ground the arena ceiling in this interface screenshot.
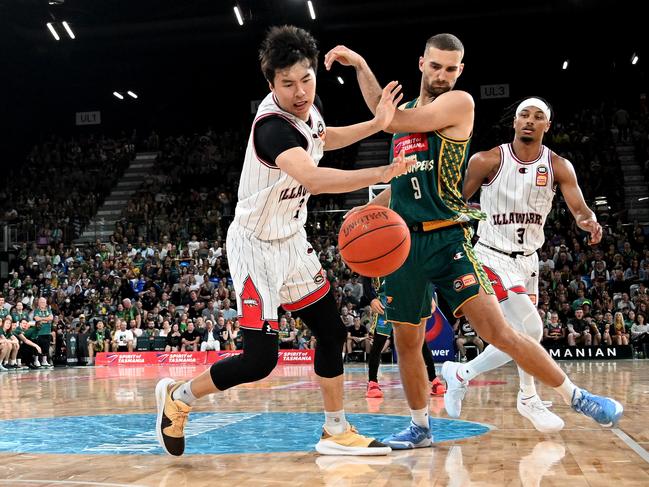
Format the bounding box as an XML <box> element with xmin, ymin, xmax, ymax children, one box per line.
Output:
<box><xmin>0</xmin><ymin>0</ymin><xmax>642</xmax><ymax>149</ymax></box>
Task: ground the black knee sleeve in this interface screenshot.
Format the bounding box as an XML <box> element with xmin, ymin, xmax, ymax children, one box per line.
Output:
<box><xmin>209</xmin><ymin>328</ymin><xmax>278</xmax><ymax>391</ymax></box>
<box><xmin>291</xmin><ymin>289</ymin><xmax>346</xmax><ymax>378</ymax></box>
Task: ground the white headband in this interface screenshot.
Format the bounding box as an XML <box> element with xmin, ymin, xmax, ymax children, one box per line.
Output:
<box><xmin>516</xmin><ymin>97</ymin><xmax>551</xmax><ymax>120</ymax></box>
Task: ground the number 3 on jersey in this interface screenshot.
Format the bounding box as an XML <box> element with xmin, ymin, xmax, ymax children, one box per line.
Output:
<box><xmin>411</xmin><ymin>177</ymin><xmax>422</xmax><ymax>200</ymax></box>
<box><xmin>516</xmin><ymin>228</ymin><xmax>525</xmax><ymax>244</ymax></box>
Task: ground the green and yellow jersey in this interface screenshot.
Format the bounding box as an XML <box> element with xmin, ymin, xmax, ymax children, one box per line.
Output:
<box><xmin>389</xmin><ymin>98</ymin><xmax>485</xmax><ymax>229</ymax></box>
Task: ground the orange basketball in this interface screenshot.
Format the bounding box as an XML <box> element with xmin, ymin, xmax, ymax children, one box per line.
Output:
<box><xmin>338</xmin><ymin>205</ymin><xmax>411</xmax><ymax>277</ymax></box>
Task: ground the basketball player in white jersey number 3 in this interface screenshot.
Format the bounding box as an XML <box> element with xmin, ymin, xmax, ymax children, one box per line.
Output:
<box><xmin>154</xmin><ymin>25</ymin><xmax>413</xmax><ymax>457</ymax></box>
<box><xmin>442</xmin><ymin>97</ymin><xmax>605</xmax><ymax>432</ymax></box>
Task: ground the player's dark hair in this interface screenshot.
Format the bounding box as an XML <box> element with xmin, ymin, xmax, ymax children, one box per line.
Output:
<box><xmin>425</xmin><ymin>33</ymin><xmax>464</xmax><ymax>54</ymax></box>
<box><xmin>259</xmin><ymin>25</ymin><xmax>319</xmax><ymax>85</ymax></box>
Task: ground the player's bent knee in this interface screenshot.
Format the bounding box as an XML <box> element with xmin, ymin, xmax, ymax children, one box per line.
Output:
<box><xmin>501</xmin><ymin>291</ymin><xmax>543</xmax><ymax>341</ymax></box>
<box><xmin>209</xmin><ymin>328</ymin><xmax>278</xmax><ymax>390</ymax></box>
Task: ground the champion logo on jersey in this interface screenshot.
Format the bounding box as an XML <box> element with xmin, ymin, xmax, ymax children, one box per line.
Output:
<box><xmin>313</xmin><ymin>269</ymin><xmax>326</xmax><ymax>285</ymax></box>
<box><xmin>518</xmin><ymin>167</ymin><xmax>529</xmax><ymax>174</ymax></box>
<box><xmin>453</xmin><ymin>252</ymin><xmax>464</xmax><ymax>260</ymax></box>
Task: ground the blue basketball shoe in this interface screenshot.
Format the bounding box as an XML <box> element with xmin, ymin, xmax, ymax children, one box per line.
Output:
<box><xmin>571</xmin><ymin>389</ymin><xmax>623</xmax><ymax>427</ymax></box>
<box><xmin>381</xmin><ymin>419</ymin><xmax>433</xmax><ymax>450</ymax></box>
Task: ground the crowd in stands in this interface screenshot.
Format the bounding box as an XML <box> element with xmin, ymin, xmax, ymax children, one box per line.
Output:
<box><xmin>1</xmin><ymin>96</ymin><xmax>649</xmax><ymax>369</ymax></box>
<box><xmin>0</xmin><ymin>134</ymin><xmax>135</xmax><ymax>245</ymax></box>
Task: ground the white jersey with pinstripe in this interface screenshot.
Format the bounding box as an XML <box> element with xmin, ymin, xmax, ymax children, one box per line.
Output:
<box><xmin>475</xmin><ymin>143</ymin><xmax>555</xmax><ymax>302</ymax></box>
<box><xmin>227</xmin><ymin>92</ymin><xmax>329</xmax><ymax>332</ymax></box>
<box><xmin>233</xmin><ymin>91</ymin><xmax>325</xmax><ymax>241</ymax></box>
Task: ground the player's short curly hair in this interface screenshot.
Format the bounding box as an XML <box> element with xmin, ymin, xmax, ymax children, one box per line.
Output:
<box><xmin>259</xmin><ymin>25</ymin><xmax>319</xmax><ymax>85</ymax></box>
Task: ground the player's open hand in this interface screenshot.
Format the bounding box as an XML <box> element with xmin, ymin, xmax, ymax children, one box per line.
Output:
<box><xmin>380</xmin><ymin>149</ymin><xmax>413</xmax><ymax>183</ymax></box>
<box><xmin>579</xmin><ymin>218</ymin><xmax>602</xmax><ymax>245</ymax></box>
<box><xmin>324</xmin><ymin>45</ymin><xmax>364</xmax><ymax>70</ymax></box>
<box><xmin>343</xmin><ymin>204</ymin><xmax>367</xmax><ymax>219</ymax></box>
<box><xmin>373</xmin><ymin>81</ymin><xmax>403</xmax><ymax>131</ymax></box>
<box><xmin>370</xmin><ymin>298</ymin><xmax>385</xmax><ymax>315</ymax></box>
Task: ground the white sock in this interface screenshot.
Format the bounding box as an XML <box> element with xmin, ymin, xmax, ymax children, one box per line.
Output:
<box><xmin>324</xmin><ymin>410</ymin><xmax>347</xmax><ymax>435</ymax></box>
<box><xmin>554</xmin><ymin>377</ymin><xmax>580</xmax><ymax>405</ymax></box>
<box><xmin>518</xmin><ymin>367</ymin><xmax>537</xmax><ymax>399</ymax></box>
<box><xmin>410</xmin><ymin>406</ymin><xmax>429</xmax><ymax>428</ymax></box>
<box><xmin>10</xmin><ymin>360</ymin><xmax>16</xmax><ymax>365</ymax></box>
<box><xmin>172</xmin><ymin>381</ymin><xmax>198</xmax><ymax>405</ymax></box>
<box><xmin>458</xmin><ymin>345</ymin><xmax>511</xmax><ymax>382</ymax></box>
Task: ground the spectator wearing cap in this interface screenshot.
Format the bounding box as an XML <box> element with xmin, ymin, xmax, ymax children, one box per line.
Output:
<box><xmin>571</xmin><ymin>289</ymin><xmax>589</xmax><ymax>311</ymax></box>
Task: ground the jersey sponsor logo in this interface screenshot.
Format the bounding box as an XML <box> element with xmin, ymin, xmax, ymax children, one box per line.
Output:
<box><xmin>536</xmin><ymin>165</ymin><xmax>548</xmax><ymax>186</ymax></box>
<box><xmin>453</xmin><ymin>273</ymin><xmax>478</xmax><ymax>292</ymax></box>
<box><xmin>491</xmin><ymin>212</ymin><xmax>543</xmax><ymax>226</ymax></box>
<box><xmin>278</xmin><ymin>185</ymin><xmax>309</xmax><ymax>202</ymax></box>
<box><xmin>518</xmin><ymin>167</ymin><xmax>529</xmax><ymax>174</ymax></box>
<box><xmin>243</xmin><ymin>298</ymin><xmax>259</xmax><ymax>307</ymax></box>
<box><xmin>317</xmin><ymin>120</ymin><xmax>325</xmax><ymax>138</ymax></box>
<box><xmin>453</xmin><ymin>252</ymin><xmax>464</xmax><ymax>260</ymax></box>
<box><xmin>393</xmin><ymin>133</ymin><xmax>429</xmax><ymax>156</ymax></box>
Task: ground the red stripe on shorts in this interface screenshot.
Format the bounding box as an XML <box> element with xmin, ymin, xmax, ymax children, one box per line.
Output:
<box><xmin>282</xmin><ymin>281</ymin><xmax>331</xmax><ymax>311</ymax></box>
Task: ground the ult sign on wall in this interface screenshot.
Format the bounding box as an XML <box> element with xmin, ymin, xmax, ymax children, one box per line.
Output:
<box><xmin>75</xmin><ymin>111</ymin><xmax>101</xmax><ymax>125</ymax></box>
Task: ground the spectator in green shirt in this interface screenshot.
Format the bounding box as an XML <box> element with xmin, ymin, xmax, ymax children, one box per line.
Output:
<box><xmin>33</xmin><ymin>297</ymin><xmax>54</xmax><ymax>367</ymax></box>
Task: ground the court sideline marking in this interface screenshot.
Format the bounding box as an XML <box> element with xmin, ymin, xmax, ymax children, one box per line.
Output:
<box><xmin>0</xmin><ymin>480</ymin><xmax>147</xmax><ymax>487</ymax></box>
<box><xmin>612</xmin><ymin>428</ymin><xmax>649</xmax><ymax>464</ymax></box>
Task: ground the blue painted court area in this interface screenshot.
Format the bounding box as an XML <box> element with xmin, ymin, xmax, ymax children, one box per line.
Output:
<box><xmin>0</xmin><ymin>412</ymin><xmax>491</xmax><ymax>455</ymax></box>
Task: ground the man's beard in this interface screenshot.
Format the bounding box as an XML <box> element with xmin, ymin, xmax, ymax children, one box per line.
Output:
<box><xmin>519</xmin><ymin>135</ymin><xmax>534</xmax><ymax>143</ymax></box>
<box><xmin>425</xmin><ymin>83</ymin><xmax>450</xmax><ymax>98</ymax></box>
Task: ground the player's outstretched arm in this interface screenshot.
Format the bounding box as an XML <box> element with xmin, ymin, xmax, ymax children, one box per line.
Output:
<box><xmin>324</xmin><ymin>45</ymin><xmax>383</xmax><ymax>115</ymax></box>
<box><xmin>552</xmin><ymin>154</ymin><xmax>602</xmax><ymax>245</ymax></box>
<box><xmin>462</xmin><ymin>148</ymin><xmax>501</xmax><ymax>200</ymax></box>
<box><xmin>387</xmin><ymin>90</ymin><xmax>474</xmax><ymax>135</ymax></box>
<box><xmin>276</xmin><ymin>148</ymin><xmax>411</xmax><ymax>195</ymax></box>
<box><xmin>324</xmin><ymin>81</ymin><xmax>403</xmax><ymax>151</ymax></box>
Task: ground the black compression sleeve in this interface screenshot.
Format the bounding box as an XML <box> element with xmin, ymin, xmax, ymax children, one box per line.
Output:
<box><xmin>254</xmin><ymin>116</ymin><xmax>308</xmax><ymax>166</ymax></box>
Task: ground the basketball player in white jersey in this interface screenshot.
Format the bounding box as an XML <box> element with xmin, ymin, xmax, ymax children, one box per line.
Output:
<box><xmin>154</xmin><ymin>25</ymin><xmax>413</xmax><ymax>457</ymax></box>
<box><xmin>441</xmin><ymin>97</ymin><xmax>602</xmax><ymax>432</ymax></box>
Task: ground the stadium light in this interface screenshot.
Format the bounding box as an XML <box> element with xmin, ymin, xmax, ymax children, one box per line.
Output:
<box><xmin>113</xmin><ymin>91</ymin><xmax>124</xmax><ymax>100</ymax></box>
<box><xmin>46</xmin><ymin>22</ymin><xmax>60</xmax><ymax>41</ymax></box>
<box><xmin>638</xmin><ymin>197</ymin><xmax>649</xmax><ymax>201</ymax></box>
<box><xmin>127</xmin><ymin>91</ymin><xmax>138</xmax><ymax>99</ymax></box>
<box><xmin>307</xmin><ymin>1</ymin><xmax>316</xmax><ymax>20</ymax></box>
<box><xmin>337</xmin><ymin>76</ymin><xmax>344</xmax><ymax>85</ymax></box>
<box><xmin>62</xmin><ymin>21</ymin><xmax>75</xmax><ymax>39</ymax></box>
<box><xmin>631</xmin><ymin>53</ymin><xmax>639</xmax><ymax>65</ymax></box>
<box><xmin>233</xmin><ymin>6</ymin><xmax>244</xmax><ymax>26</ymax></box>
<box><xmin>562</xmin><ymin>60</ymin><xmax>569</xmax><ymax>70</ymax></box>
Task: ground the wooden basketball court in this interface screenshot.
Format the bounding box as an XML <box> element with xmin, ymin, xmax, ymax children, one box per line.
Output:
<box><xmin>1</xmin><ymin>359</ymin><xmax>648</xmax><ymax>486</ymax></box>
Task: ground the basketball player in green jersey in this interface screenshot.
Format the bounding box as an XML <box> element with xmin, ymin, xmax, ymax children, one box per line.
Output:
<box><xmin>326</xmin><ymin>35</ymin><xmax>622</xmax><ymax>449</ymax></box>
